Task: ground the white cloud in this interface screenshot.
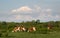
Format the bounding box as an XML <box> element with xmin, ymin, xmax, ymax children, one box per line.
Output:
<box><xmin>12</xmin><ymin>6</ymin><xmax>32</xmax><ymax>13</ymax></box>
<box><xmin>55</xmin><ymin>15</ymin><xmax>60</xmax><ymax>20</ymax></box>
<box><xmin>46</xmin><ymin>9</ymin><xmax>51</xmax><ymax>12</ymax></box>
<box><xmin>12</xmin><ymin>9</ymin><xmax>17</xmax><ymax>12</ymax></box>
<box><xmin>33</xmin><ymin>5</ymin><xmax>41</xmax><ymax>12</ymax></box>
<box><xmin>55</xmin><ymin>15</ymin><xmax>59</xmax><ymax>18</ymax></box>
<box><xmin>36</xmin><ymin>8</ymin><xmax>53</xmax><ymax>22</ymax></box>
<box><xmin>15</xmin><ymin>15</ymin><xmax>35</xmax><ymax>21</ymax></box>
<box><xmin>10</xmin><ymin>5</ymin><xmax>60</xmax><ymax>22</ymax></box>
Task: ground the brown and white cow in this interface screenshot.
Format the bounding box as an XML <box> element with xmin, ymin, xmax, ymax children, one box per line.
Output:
<box><xmin>12</xmin><ymin>25</ymin><xmax>26</xmax><ymax>32</ymax></box>
<box><xmin>47</xmin><ymin>23</ymin><xmax>52</xmax><ymax>30</ymax></box>
<box><xmin>12</xmin><ymin>26</ymin><xmax>19</xmax><ymax>32</ymax></box>
<box><xmin>27</xmin><ymin>26</ymin><xmax>36</xmax><ymax>32</ymax></box>
<box><xmin>20</xmin><ymin>25</ymin><xmax>26</xmax><ymax>32</ymax></box>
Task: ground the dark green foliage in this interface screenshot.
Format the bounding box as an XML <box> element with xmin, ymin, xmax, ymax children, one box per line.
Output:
<box><xmin>36</xmin><ymin>19</ymin><xmax>40</xmax><ymax>24</ymax></box>
<box><xmin>0</xmin><ymin>32</ymin><xmax>2</xmax><ymax>37</ymax></box>
<box><xmin>0</xmin><ymin>20</ymin><xmax>60</xmax><ymax>37</ymax></box>
<box><xmin>0</xmin><ymin>21</ymin><xmax>7</xmax><ymax>29</ymax></box>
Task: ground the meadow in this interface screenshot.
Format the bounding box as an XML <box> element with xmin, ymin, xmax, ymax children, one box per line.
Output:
<box><xmin>0</xmin><ymin>20</ymin><xmax>60</xmax><ymax>38</ymax></box>
<box><xmin>0</xmin><ymin>31</ymin><xmax>60</xmax><ymax>38</ymax></box>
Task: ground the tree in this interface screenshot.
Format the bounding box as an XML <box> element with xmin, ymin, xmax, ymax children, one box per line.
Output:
<box><xmin>1</xmin><ymin>21</ymin><xmax>7</xmax><ymax>29</ymax></box>
<box><xmin>31</xmin><ymin>20</ymin><xmax>36</xmax><ymax>25</ymax></box>
<box><xmin>36</xmin><ymin>19</ymin><xmax>40</xmax><ymax>24</ymax></box>
<box><xmin>55</xmin><ymin>21</ymin><xmax>60</xmax><ymax>27</ymax></box>
<box><xmin>1</xmin><ymin>21</ymin><xmax>9</xmax><ymax>37</ymax></box>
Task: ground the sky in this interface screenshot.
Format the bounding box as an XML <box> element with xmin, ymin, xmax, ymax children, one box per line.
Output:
<box><xmin>0</xmin><ymin>0</ymin><xmax>60</xmax><ymax>22</ymax></box>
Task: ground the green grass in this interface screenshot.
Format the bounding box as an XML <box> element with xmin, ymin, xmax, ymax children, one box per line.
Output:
<box><xmin>0</xmin><ymin>31</ymin><xmax>60</xmax><ymax>38</ymax></box>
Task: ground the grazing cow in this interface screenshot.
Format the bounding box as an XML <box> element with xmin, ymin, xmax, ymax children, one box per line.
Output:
<box><xmin>27</xmin><ymin>26</ymin><xmax>36</xmax><ymax>32</ymax></box>
<box><xmin>12</xmin><ymin>26</ymin><xmax>19</xmax><ymax>32</ymax></box>
<box><xmin>47</xmin><ymin>23</ymin><xmax>52</xmax><ymax>30</ymax></box>
<box><xmin>12</xmin><ymin>25</ymin><xmax>26</xmax><ymax>32</ymax></box>
<box><xmin>20</xmin><ymin>25</ymin><xmax>26</xmax><ymax>32</ymax></box>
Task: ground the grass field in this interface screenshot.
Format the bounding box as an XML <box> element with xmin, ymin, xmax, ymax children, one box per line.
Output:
<box><xmin>0</xmin><ymin>31</ymin><xmax>60</xmax><ymax>38</ymax></box>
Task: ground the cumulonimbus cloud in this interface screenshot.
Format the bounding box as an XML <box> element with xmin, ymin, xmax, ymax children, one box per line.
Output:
<box><xmin>12</xmin><ymin>6</ymin><xmax>32</xmax><ymax>13</ymax></box>
<box><xmin>10</xmin><ymin>5</ymin><xmax>60</xmax><ymax>22</ymax></box>
<box><xmin>14</xmin><ymin>15</ymin><xmax>35</xmax><ymax>21</ymax></box>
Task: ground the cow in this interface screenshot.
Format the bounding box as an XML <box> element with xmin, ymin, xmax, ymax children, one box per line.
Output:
<box><xmin>20</xmin><ymin>25</ymin><xmax>26</xmax><ymax>32</ymax></box>
<box><xmin>47</xmin><ymin>23</ymin><xmax>52</xmax><ymax>30</ymax></box>
<box><xmin>12</xmin><ymin>26</ymin><xmax>19</xmax><ymax>32</ymax></box>
<box><xmin>27</xmin><ymin>26</ymin><xmax>36</xmax><ymax>32</ymax></box>
<box><xmin>12</xmin><ymin>25</ymin><xmax>26</xmax><ymax>32</ymax></box>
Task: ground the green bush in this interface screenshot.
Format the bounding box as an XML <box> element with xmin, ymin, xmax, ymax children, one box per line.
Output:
<box><xmin>0</xmin><ymin>33</ymin><xmax>2</xmax><ymax>37</ymax></box>
<box><xmin>2</xmin><ymin>32</ymin><xmax>8</xmax><ymax>37</ymax></box>
<box><xmin>0</xmin><ymin>30</ymin><xmax>8</xmax><ymax>37</ymax></box>
<box><xmin>34</xmin><ymin>28</ymin><xmax>49</xmax><ymax>34</ymax></box>
<box><xmin>40</xmin><ymin>28</ymin><xmax>48</xmax><ymax>34</ymax></box>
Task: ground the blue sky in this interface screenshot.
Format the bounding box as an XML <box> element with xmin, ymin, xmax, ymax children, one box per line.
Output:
<box><xmin>0</xmin><ymin>0</ymin><xmax>60</xmax><ymax>22</ymax></box>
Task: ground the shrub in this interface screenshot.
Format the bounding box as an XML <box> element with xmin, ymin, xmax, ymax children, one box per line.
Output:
<box><xmin>0</xmin><ymin>30</ymin><xmax>8</xmax><ymax>37</ymax></box>
<box><xmin>0</xmin><ymin>33</ymin><xmax>2</xmax><ymax>37</ymax></box>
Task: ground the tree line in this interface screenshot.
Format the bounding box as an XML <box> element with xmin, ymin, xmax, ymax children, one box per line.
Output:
<box><xmin>0</xmin><ymin>20</ymin><xmax>60</xmax><ymax>36</ymax></box>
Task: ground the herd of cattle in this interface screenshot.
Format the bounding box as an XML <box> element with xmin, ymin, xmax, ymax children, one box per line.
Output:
<box><xmin>12</xmin><ymin>25</ymin><xmax>52</xmax><ymax>32</ymax></box>
<box><xmin>12</xmin><ymin>25</ymin><xmax>36</xmax><ymax>32</ymax></box>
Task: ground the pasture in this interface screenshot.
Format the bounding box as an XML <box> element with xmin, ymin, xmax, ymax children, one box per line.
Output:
<box><xmin>0</xmin><ymin>31</ymin><xmax>60</xmax><ymax>38</ymax></box>
<box><xmin>0</xmin><ymin>21</ymin><xmax>60</xmax><ymax>38</ymax></box>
